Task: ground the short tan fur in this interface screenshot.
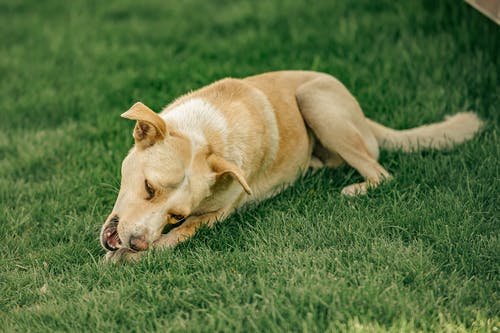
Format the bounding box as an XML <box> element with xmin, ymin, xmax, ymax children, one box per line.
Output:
<box><xmin>101</xmin><ymin>71</ymin><xmax>483</xmax><ymax>263</ymax></box>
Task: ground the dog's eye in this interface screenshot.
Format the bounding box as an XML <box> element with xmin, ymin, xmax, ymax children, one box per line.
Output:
<box><xmin>145</xmin><ymin>180</ymin><xmax>155</xmax><ymax>199</ymax></box>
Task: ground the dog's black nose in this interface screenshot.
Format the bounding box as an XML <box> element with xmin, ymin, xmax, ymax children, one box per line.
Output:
<box><xmin>129</xmin><ymin>234</ymin><xmax>149</xmax><ymax>251</ymax></box>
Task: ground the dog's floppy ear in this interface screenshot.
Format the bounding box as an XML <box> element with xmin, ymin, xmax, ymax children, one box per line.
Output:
<box><xmin>121</xmin><ymin>102</ymin><xmax>167</xmax><ymax>148</ymax></box>
<box><xmin>208</xmin><ymin>154</ymin><xmax>252</xmax><ymax>195</ymax></box>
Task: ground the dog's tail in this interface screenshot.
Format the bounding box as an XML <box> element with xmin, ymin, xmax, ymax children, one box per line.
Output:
<box><xmin>366</xmin><ymin>112</ymin><xmax>484</xmax><ymax>152</ymax></box>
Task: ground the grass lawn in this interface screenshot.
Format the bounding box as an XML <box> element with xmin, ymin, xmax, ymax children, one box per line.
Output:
<box><xmin>0</xmin><ymin>0</ymin><xmax>498</xmax><ymax>331</ymax></box>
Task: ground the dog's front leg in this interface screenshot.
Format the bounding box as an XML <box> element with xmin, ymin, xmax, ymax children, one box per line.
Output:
<box><xmin>154</xmin><ymin>210</ymin><xmax>225</xmax><ymax>249</ymax></box>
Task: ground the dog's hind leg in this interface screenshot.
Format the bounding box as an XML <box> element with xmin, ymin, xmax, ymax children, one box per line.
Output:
<box><xmin>296</xmin><ymin>75</ymin><xmax>390</xmax><ymax>195</ymax></box>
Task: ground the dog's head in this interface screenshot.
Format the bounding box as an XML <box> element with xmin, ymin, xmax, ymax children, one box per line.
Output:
<box><xmin>100</xmin><ymin>102</ymin><xmax>251</xmax><ymax>253</ymax></box>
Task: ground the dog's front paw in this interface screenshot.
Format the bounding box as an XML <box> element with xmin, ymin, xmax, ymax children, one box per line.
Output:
<box><xmin>104</xmin><ymin>248</ymin><xmax>144</xmax><ymax>264</ymax></box>
<box><xmin>154</xmin><ymin>229</ymin><xmax>186</xmax><ymax>249</ymax></box>
<box><xmin>341</xmin><ymin>182</ymin><xmax>368</xmax><ymax>196</ymax></box>
<box><xmin>154</xmin><ymin>233</ymin><xmax>179</xmax><ymax>249</ymax></box>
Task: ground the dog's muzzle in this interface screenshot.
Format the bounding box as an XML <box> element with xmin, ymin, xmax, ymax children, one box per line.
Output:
<box><xmin>101</xmin><ymin>216</ymin><xmax>121</xmax><ymax>251</ymax></box>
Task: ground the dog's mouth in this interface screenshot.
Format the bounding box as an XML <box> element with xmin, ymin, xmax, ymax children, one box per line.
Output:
<box><xmin>101</xmin><ymin>213</ymin><xmax>193</xmax><ymax>251</ymax></box>
<box><xmin>102</xmin><ymin>217</ymin><xmax>121</xmax><ymax>251</ymax></box>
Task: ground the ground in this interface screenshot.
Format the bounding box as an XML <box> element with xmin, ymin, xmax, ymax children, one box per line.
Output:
<box><xmin>0</xmin><ymin>0</ymin><xmax>498</xmax><ymax>332</ymax></box>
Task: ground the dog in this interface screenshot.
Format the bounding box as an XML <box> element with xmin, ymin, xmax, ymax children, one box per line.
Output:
<box><xmin>100</xmin><ymin>71</ymin><xmax>483</xmax><ymax>263</ymax></box>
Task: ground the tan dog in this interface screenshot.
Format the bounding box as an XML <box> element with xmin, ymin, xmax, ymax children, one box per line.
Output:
<box><xmin>100</xmin><ymin>71</ymin><xmax>483</xmax><ymax>263</ymax></box>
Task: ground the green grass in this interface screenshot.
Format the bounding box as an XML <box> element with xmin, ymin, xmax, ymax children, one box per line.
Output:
<box><xmin>0</xmin><ymin>0</ymin><xmax>498</xmax><ymax>331</ymax></box>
